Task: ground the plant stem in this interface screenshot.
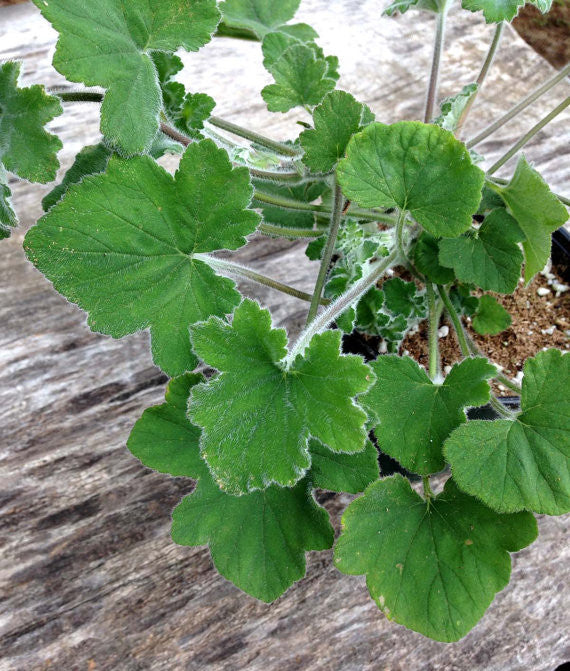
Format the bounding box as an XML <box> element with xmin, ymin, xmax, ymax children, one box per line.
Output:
<box><xmin>253</xmin><ymin>190</ymin><xmax>397</xmax><ymax>223</ymax></box>
<box><xmin>424</xmin><ymin>7</ymin><xmax>448</xmax><ymax>123</ymax></box>
<box><xmin>487</xmin><ymin>96</ymin><xmax>570</xmax><ymax>174</ymax></box>
<box><xmin>466</xmin><ymin>63</ymin><xmax>570</xmax><ymax>149</ymax></box>
<box><xmin>159</xmin><ymin>122</ymin><xmax>190</xmax><ymax>146</ymax></box>
<box><xmin>426</xmin><ymin>283</ymin><xmax>441</xmax><ymax>380</ymax></box>
<box><xmin>207</xmin><ymin>116</ymin><xmax>301</xmax><ymax>157</ymax></box>
<box><xmin>249</xmin><ymin>167</ymin><xmax>304</xmax><ymax>182</ymax></box>
<box><xmin>437</xmin><ymin>286</ymin><xmax>470</xmax><ymax>356</ymax></box>
<box><xmin>55</xmin><ymin>90</ymin><xmax>104</xmax><ymax>103</ymax></box>
<box><xmin>305</xmin><ymin>183</ymin><xmax>344</xmax><ymax>324</ymax></box>
<box><xmin>462</xmin><ymin>328</ymin><xmax>521</xmax><ymax>392</ymax></box>
<box><xmin>456</xmin><ymin>22</ymin><xmax>504</xmax><ymax>134</ymax></box>
<box><xmin>194</xmin><ymin>254</ymin><xmax>329</xmax><ymax>305</ymax></box>
<box><xmin>259</xmin><ymin>222</ymin><xmax>326</xmax><ymax>238</ymax></box>
<box><xmin>284</xmin><ymin>247</ymin><xmax>400</xmax><ymax>367</ymax></box>
<box><xmin>422</xmin><ymin>476</ymin><xmax>434</xmax><ymax>500</ymax></box>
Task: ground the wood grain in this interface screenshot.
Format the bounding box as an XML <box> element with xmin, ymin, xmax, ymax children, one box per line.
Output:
<box><xmin>1</xmin><ymin>2</ymin><xmax>569</xmax><ymax>670</ymax></box>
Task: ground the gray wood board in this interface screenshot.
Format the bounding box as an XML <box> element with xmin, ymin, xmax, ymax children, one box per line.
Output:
<box><xmin>1</xmin><ymin>2</ymin><xmax>569</xmax><ymax>670</ymax></box>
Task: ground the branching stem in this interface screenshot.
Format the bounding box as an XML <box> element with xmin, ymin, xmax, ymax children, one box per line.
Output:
<box><xmin>487</xmin><ymin>97</ymin><xmax>570</xmax><ymax>174</ymax></box>
<box><xmin>305</xmin><ymin>182</ymin><xmax>345</xmax><ymax>324</ymax></box>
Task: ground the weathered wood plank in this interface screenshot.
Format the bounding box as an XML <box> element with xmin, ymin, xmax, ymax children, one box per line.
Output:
<box><xmin>1</xmin><ymin>2</ymin><xmax>569</xmax><ymax>670</ymax></box>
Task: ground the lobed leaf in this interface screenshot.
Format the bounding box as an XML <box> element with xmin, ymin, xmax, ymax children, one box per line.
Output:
<box><xmin>25</xmin><ymin>140</ymin><xmax>260</xmax><ymax>376</ymax></box>
<box><xmin>334</xmin><ymin>475</ymin><xmax>538</xmax><ymax>641</ymax></box>
<box><xmin>309</xmin><ymin>438</ymin><xmax>379</xmax><ymax>494</ymax></box>
<box><xmin>0</xmin><ymin>167</ymin><xmax>17</xmax><ymax>238</ymax></box>
<box><xmin>461</xmin><ymin>0</ymin><xmax>552</xmax><ymax>23</ymax></box>
<box><xmin>472</xmin><ymin>295</ymin><xmax>511</xmax><ymax>335</ymax></box>
<box><xmin>413</xmin><ymin>232</ymin><xmax>455</xmax><ymax>284</ymax></box>
<box><xmin>337</xmin><ymin>121</ymin><xmax>484</xmax><ymax>238</ymax></box>
<box><xmin>361</xmin><ymin>356</ymin><xmax>495</xmax><ymax>474</ymax></box>
<box><xmin>189</xmin><ymin>299</ymin><xmax>373</xmax><ymax>494</ymax></box>
<box><xmin>33</xmin><ymin>0</ymin><xmax>220</xmax><ymax>154</ymax></box>
<box><xmin>433</xmin><ymin>83</ymin><xmax>478</xmax><ymax>131</ymax></box>
<box><xmin>0</xmin><ymin>61</ymin><xmax>62</xmax><ymax>184</ymax></box>
<box><xmin>220</xmin><ymin>0</ymin><xmax>301</xmax><ymax>38</ymax></box>
<box><xmin>446</xmin><ymin>348</ymin><xmax>570</xmax><ymax>515</ymax></box>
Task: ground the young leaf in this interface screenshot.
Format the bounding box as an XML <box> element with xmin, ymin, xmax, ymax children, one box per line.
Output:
<box><xmin>361</xmin><ymin>356</ymin><xmax>495</xmax><ymax>474</ymax></box>
<box><xmin>220</xmin><ymin>0</ymin><xmax>301</xmax><ymax>38</ymax></box>
<box><xmin>472</xmin><ymin>295</ymin><xmax>511</xmax><ymax>335</ymax></box>
<box><xmin>337</xmin><ymin>122</ymin><xmax>484</xmax><ymax>238</ymax></box>
<box><xmin>262</xmin><ymin>44</ymin><xmax>337</xmax><ymax>113</ymax></box>
<box><xmin>188</xmin><ymin>299</ymin><xmax>372</xmax><ymax>494</ymax></box>
<box><xmin>413</xmin><ymin>232</ymin><xmax>455</xmax><ymax>284</ymax></box>
<box><xmin>382</xmin><ymin>278</ymin><xmax>425</xmax><ymax>319</ymax></box>
<box><xmin>127</xmin><ymin>374</ymin><xmax>207</xmax><ymax>478</ymax></box>
<box><xmin>491</xmin><ymin>157</ymin><xmax>568</xmax><ymax>282</ymax></box>
<box><xmin>33</xmin><ymin>0</ymin><xmax>220</xmax><ymax>154</ymax></box>
<box><xmin>334</xmin><ymin>475</ymin><xmax>538</xmax><ymax>642</ymax></box>
<box><xmin>461</xmin><ymin>0</ymin><xmax>552</xmax><ymax>23</ymax></box>
<box><xmin>446</xmin><ymin>348</ymin><xmax>570</xmax><ymax>515</ymax></box>
<box><xmin>438</xmin><ymin>209</ymin><xmax>524</xmax><ymax>293</ymax></box>
<box><xmin>165</xmin><ymin>90</ymin><xmax>216</xmax><ymax>140</ymax></box>
<box><xmin>25</xmin><ymin>140</ymin><xmax>260</xmax><ymax>376</ymax></box>
<box><xmin>309</xmin><ymin>438</ymin><xmax>379</xmax><ymax>494</ymax></box>
<box><xmin>300</xmin><ymin>91</ymin><xmax>374</xmax><ymax>173</ymax></box>
<box><xmin>172</xmin><ymin>475</ymin><xmax>333</xmax><ymax>602</ymax></box>
<box><xmin>0</xmin><ymin>61</ymin><xmax>62</xmax><ymax>183</ymax></box>
<box><xmin>433</xmin><ymin>83</ymin><xmax>478</xmax><ymax>131</ymax></box>
<box><xmin>0</xmin><ymin>167</ymin><xmax>17</xmax><ymax>238</ymax></box>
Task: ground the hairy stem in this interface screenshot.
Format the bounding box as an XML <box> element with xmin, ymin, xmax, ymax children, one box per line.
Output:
<box><xmin>424</xmin><ymin>7</ymin><xmax>448</xmax><ymax>123</ymax></box>
<box><xmin>426</xmin><ymin>283</ymin><xmax>441</xmax><ymax>380</ymax></box>
<box><xmin>422</xmin><ymin>476</ymin><xmax>434</xmax><ymax>500</ymax></box>
<box><xmin>462</xmin><ymin>328</ymin><xmax>521</xmax><ymax>392</ymax></box>
<box><xmin>207</xmin><ymin>116</ymin><xmax>301</xmax><ymax>157</ymax></box>
<box><xmin>306</xmin><ymin>183</ymin><xmax>345</xmax><ymax>324</ymax></box>
<box><xmin>55</xmin><ymin>90</ymin><xmax>104</xmax><ymax>103</ymax></box>
<box><xmin>466</xmin><ymin>63</ymin><xmax>570</xmax><ymax>149</ymax></box>
<box><xmin>456</xmin><ymin>22</ymin><xmax>504</xmax><ymax>134</ymax></box>
<box><xmin>487</xmin><ymin>96</ymin><xmax>570</xmax><ymax>174</ymax></box>
<box><xmin>249</xmin><ymin>166</ymin><xmax>304</xmax><ymax>182</ymax></box>
<box><xmin>259</xmin><ymin>222</ymin><xmax>326</xmax><ymax>238</ymax></box>
<box><xmin>195</xmin><ymin>254</ymin><xmax>329</xmax><ymax>305</ymax></box>
<box><xmin>284</xmin><ymin>247</ymin><xmax>400</xmax><ymax>367</ymax></box>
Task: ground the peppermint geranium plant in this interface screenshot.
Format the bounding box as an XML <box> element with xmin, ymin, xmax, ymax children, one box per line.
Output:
<box><xmin>2</xmin><ymin>0</ymin><xmax>569</xmax><ymax>642</ymax></box>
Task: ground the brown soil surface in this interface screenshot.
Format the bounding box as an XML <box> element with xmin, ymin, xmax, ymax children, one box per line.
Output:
<box><xmin>402</xmin><ymin>269</ymin><xmax>570</xmax><ymax>394</ymax></box>
<box><xmin>513</xmin><ymin>1</ymin><xmax>570</xmax><ymax>68</ymax></box>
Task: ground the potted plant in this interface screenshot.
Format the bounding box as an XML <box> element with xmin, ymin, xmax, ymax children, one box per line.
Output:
<box><xmin>1</xmin><ymin>0</ymin><xmax>568</xmax><ymax>643</ymax></box>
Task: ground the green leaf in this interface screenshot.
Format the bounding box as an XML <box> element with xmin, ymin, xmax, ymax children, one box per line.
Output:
<box><xmin>262</xmin><ymin>44</ymin><xmax>337</xmax><ymax>113</ymax></box>
<box><xmin>337</xmin><ymin>122</ymin><xmax>484</xmax><ymax>238</ymax></box>
<box><xmin>127</xmin><ymin>374</ymin><xmax>208</xmax><ymax>478</ymax></box>
<box><xmin>172</xmin><ymin>474</ymin><xmax>333</xmax><ymax>602</ymax></box>
<box><xmin>150</xmin><ymin>51</ymin><xmax>184</xmax><ymax>85</ymax></box>
<box><xmin>188</xmin><ymin>299</ymin><xmax>372</xmax><ymax>494</ymax></box>
<box><xmin>433</xmin><ymin>83</ymin><xmax>478</xmax><ymax>131</ymax></box>
<box><xmin>472</xmin><ymin>295</ymin><xmax>511</xmax><ymax>335</ymax></box>
<box><xmin>253</xmin><ymin>178</ymin><xmax>329</xmax><ymax>230</ymax></box>
<box><xmin>42</xmin><ymin>143</ymin><xmax>112</xmax><ymax>212</ymax></box>
<box><xmin>309</xmin><ymin>438</ymin><xmax>379</xmax><ymax>494</ymax></box>
<box><xmin>446</xmin><ymin>349</ymin><xmax>570</xmax><ymax>515</ymax></box>
<box><xmin>300</xmin><ymin>90</ymin><xmax>374</xmax><ymax>173</ymax></box>
<box><xmin>166</xmin><ymin>90</ymin><xmax>216</xmax><ymax>139</ymax></box>
<box><xmin>491</xmin><ymin>157</ymin><xmax>568</xmax><ymax>282</ymax></box>
<box><xmin>220</xmin><ymin>0</ymin><xmax>301</xmax><ymax>38</ymax></box>
<box><xmin>382</xmin><ymin>278</ymin><xmax>425</xmax><ymax>319</ymax></box>
<box><xmin>438</xmin><ymin>209</ymin><xmax>524</xmax><ymax>293</ymax></box>
<box><xmin>0</xmin><ymin>167</ymin><xmax>17</xmax><ymax>239</ymax></box>
<box><xmin>413</xmin><ymin>232</ymin><xmax>455</xmax><ymax>284</ymax></box>
<box><xmin>384</xmin><ymin>0</ymin><xmax>441</xmax><ymax>15</ymax></box>
<box><xmin>334</xmin><ymin>475</ymin><xmax>538</xmax><ymax>642</ymax></box>
<box><xmin>25</xmin><ymin>140</ymin><xmax>259</xmax><ymax>376</ymax></box>
<box><xmin>0</xmin><ymin>61</ymin><xmax>62</xmax><ymax>183</ymax></box>
<box><xmin>33</xmin><ymin>0</ymin><xmax>220</xmax><ymax>154</ymax></box>
<box><xmin>361</xmin><ymin>356</ymin><xmax>495</xmax><ymax>474</ymax></box>
<box><xmin>461</xmin><ymin>0</ymin><xmax>551</xmax><ymax>22</ymax></box>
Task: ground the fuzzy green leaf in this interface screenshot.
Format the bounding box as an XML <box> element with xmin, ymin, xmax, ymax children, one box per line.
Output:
<box><xmin>172</xmin><ymin>474</ymin><xmax>333</xmax><ymax>601</ymax></box>
<box><xmin>25</xmin><ymin>140</ymin><xmax>259</xmax><ymax>376</ymax></box>
<box><xmin>492</xmin><ymin>157</ymin><xmax>568</xmax><ymax>282</ymax></box>
<box><xmin>33</xmin><ymin>0</ymin><xmax>220</xmax><ymax>154</ymax></box>
<box><xmin>446</xmin><ymin>348</ymin><xmax>570</xmax><ymax>515</ymax></box>
<box><xmin>439</xmin><ymin>209</ymin><xmax>524</xmax><ymax>293</ymax></box>
<box><xmin>433</xmin><ymin>83</ymin><xmax>478</xmax><ymax>131</ymax></box>
<box><xmin>220</xmin><ymin>0</ymin><xmax>301</xmax><ymax>38</ymax></box>
<box><xmin>262</xmin><ymin>44</ymin><xmax>337</xmax><ymax>113</ymax></box>
<box><xmin>361</xmin><ymin>356</ymin><xmax>495</xmax><ymax>474</ymax></box>
<box><xmin>309</xmin><ymin>438</ymin><xmax>379</xmax><ymax>494</ymax></box>
<box><xmin>0</xmin><ymin>61</ymin><xmax>62</xmax><ymax>184</ymax></box>
<box><xmin>413</xmin><ymin>232</ymin><xmax>455</xmax><ymax>284</ymax></box>
<box><xmin>384</xmin><ymin>0</ymin><xmax>440</xmax><ymax>15</ymax></box>
<box><xmin>472</xmin><ymin>295</ymin><xmax>511</xmax><ymax>335</ymax></box>
<box><xmin>127</xmin><ymin>374</ymin><xmax>208</xmax><ymax>477</ymax></box>
<box><xmin>188</xmin><ymin>299</ymin><xmax>372</xmax><ymax>494</ymax></box>
<box><xmin>461</xmin><ymin>0</ymin><xmax>552</xmax><ymax>22</ymax></box>
<box><xmin>0</xmin><ymin>167</ymin><xmax>17</xmax><ymax>238</ymax></box>
<box><xmin>300</xmin><ymin>91</ymin><xmax>374</xmax><ymax>173</ymax></box>
<box><xmin>337</xmin><ymin>122</ymin><xmax>484</xmax><ymax>238</ymax></box>
<box><xmin>334</xmin><ymin>475</ymin><xmax>537</xmax><ymax>641</ymax></box>
<box><xmin>382</xmin><ymin>278</ymin><xmax>425</xmax><ymax>319</ymax></box>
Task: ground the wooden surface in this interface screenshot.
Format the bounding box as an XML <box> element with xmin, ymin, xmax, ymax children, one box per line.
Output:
<box><xmin>1</xmin><ymin>2</ymin><xmax>569</xmax><ymax>670</ymax></box>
